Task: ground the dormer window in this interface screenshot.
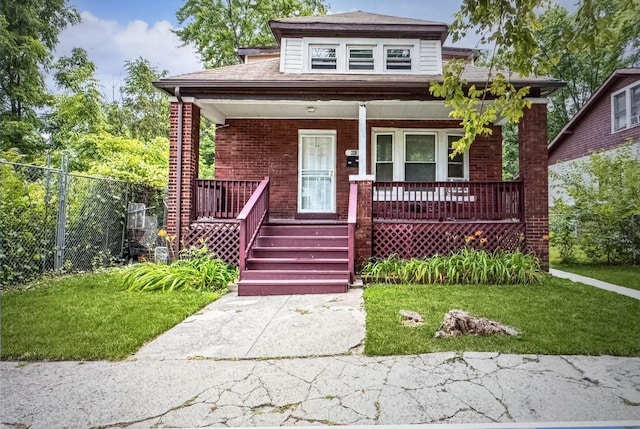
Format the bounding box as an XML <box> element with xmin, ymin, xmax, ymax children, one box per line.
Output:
<box><xmin>385</xmin><ymin>47</ymin><xmax>412</xmax><ymax>71</ymax></box>
<box><xmin>348</xmin><ymin>47</ymin><xmax>374</xmax><ymax>71</ymax></box>
<box><xmin>310</xmin><ymin>46</ymin><xmax>337</xmax><ymax>70</ymax></box>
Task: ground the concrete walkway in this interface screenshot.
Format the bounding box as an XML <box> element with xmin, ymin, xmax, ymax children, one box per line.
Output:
<box><xmin>550</xmin><ymin>268</ymin><xmax>640</xmax><ymax>300</ymax></box>
<box><xmin>2</xmin><ymin>288</ymin><xmax>640</xmax><ymax>428</ymax></box>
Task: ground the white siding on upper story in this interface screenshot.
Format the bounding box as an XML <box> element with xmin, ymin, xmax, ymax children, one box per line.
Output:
<box><xmin>419</xmin><ymin>40</ymin><xmax>442</xmax><ymax>74</ymax></box>
<box><xmin>280</xmin><ymin>38</ymin><xmax>303</xmax><ymax>73</ymax></box>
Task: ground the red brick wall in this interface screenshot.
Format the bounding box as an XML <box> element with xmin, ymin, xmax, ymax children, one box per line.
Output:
<box><xmin>167</xmin><ymin>102</ymin><xmax>200</xmax><ymax>250</ymax></box>
<box><xmin>549</xmin><ymin>76</ymin><xmax>640</xmax><ymax>164</ymax></box>
<box><xmin>215</xmin><ymin>118</ymin><xmax>504</xmax><ymax>218</ymax></box>
<box><xmin>519</xmin><ymin>103</ymin><xmax>549</xmax><ymax>269</ymax></box>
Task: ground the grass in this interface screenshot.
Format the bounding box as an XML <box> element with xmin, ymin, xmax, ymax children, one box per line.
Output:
<box><xmin>549</xmin><ymin>246</ymin><xmax>640</xmax><ymax>290</ymax></box>
<box><xmin>1</xmin><ymin>270</ymin><xmax>222</xmax><ymax>361</ymax></box>
<box><xmin>364</xmin><ymin>275</ymin><xmax>640</xmax><ymax>356</ymax></box>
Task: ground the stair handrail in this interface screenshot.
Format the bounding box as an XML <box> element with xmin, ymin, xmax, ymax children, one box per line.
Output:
<box><xmin>238</xmin><ymin>176</ymin><xmax>270</xmax><ymax>278</ymax></box>
<box><xmin>347</xmin><ymin>182</ymin><xmax>358</xmax><ymax>283</ymax></box>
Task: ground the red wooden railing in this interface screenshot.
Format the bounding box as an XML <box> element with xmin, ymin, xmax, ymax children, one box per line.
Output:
<box><xmin>347</xmin><ymin>182</ymin><xmax>358</xmax><ymax>283</ymax></box>
<box><xmin>237</xmin><ymin>177</ymin><xmax>270</xmax><ymax>277</ymax></box>
<box><xmin>373</xmin><ymin>181</ymin><xmax>523</xmax><ymax>221</ymax></box>
<box><xmin>195</xmin><ymin>179</ymin><xmax>262</xmax><ymax>219</ymax></box>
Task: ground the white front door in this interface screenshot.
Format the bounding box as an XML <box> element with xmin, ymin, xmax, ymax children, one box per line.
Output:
<box><xmin>298</xmin><ymin>131</ymin><xmax>336</xmax><ymax>213</ymax></box>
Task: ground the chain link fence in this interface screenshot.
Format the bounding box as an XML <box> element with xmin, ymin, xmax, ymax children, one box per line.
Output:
<box><xmin>0</xmin><ymin>158</ymin><xmax>166</xmax><ymax>287</ymax></box>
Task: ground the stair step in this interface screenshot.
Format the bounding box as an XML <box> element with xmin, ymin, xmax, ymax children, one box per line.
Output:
<box><xmin>246</xmin><ymin>257</ymin><xmax>348</xmax><ymax>271</ymax></box>
<box><xmin>251</xmin><ymin>246</ymin><xmax>347</xmax><ymax>259</ymax></box>
<box><xmin>261</xmin><ymin>224</ymin><xmax>347</xmax><ymax>237</ymax></box>
<box><xmin>241</xmin><ymin>270</ymin><xmax>350</xmax><ymax>281</ymax></box>
<box><xmin>256</xmin><ymin>236</ymin><xmax>347</xmax><ymax>247</ymax></box>
<box><xmin>237</xmin><ymin>279</ymin><xmax>348</xmax><ymax>296</ymax></box>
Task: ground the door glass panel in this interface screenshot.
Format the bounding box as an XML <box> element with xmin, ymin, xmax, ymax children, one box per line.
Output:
<box><xmin>299</xmin><ymin>135</ymin><xmax>335</xmax><ymax>213</ymax></box>
<box><xmin>301</xmin><ymin>177</ymin><xmax>332</xmax><ymax>211</ymax></box>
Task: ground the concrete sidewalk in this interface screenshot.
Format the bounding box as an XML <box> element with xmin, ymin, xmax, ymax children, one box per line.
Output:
<box><xmin>2</xmin><ymin>288</ymin><xmax>640</xmax><ymax>428</ymax></box>
<box><xmin>550</xmin><ymin>269</ymin><xmax>640</xmax><ymax>300</ymax></box>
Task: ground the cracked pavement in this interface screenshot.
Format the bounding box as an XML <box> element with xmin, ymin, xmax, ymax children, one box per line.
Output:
<box><xmin>2</xmin><ymin>290</ymin><xmax>640</xmax><ymax>428</ymax></box>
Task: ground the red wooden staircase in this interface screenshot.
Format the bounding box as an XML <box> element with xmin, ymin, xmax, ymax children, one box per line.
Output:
<box><xmin>237</xmin><ymin>221</ymin><xmax>351</xmax><ymax>295</ymax></box>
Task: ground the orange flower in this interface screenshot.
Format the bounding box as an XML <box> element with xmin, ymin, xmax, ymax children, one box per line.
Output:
<box><xmin>542</xmin><ymin>234</ymin><xmax>549</xmax><ymax>241</ymax></box>
<box><xmin>158</xmin><ymin>229</ymin><xmax>168</xmax><ymax>238</ymax></box>
<box><xmin>480</xmin><ymin>237</ymin><xmax>488</xmax><ymax>244</ymax></box>
<box><xmin>474</xmin><ymin>230</ymin><xmax>483</xmax><ymax>237</ymax></box>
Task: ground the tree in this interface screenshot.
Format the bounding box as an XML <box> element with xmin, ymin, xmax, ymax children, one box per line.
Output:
<box><xmin>0</xmin><ymin>0</ymin><xmax>80</xmax><ymax>155</ymax></box>
<box><xmin>537</xmin><ymin>1</ymin><xmax>640</xmax><ymax>139</ymax></box>
<box><xmin>432</xmin><ymin>0</ymin><xmax>640</xmax><ymax>154</ymax></box>
<box><xmin>175</xmin><ymin>0</ymin><xmax>327</xmax><ymax>68</ymax></box>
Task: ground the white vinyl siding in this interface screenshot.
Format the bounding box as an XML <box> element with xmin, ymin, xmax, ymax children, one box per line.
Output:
<box><xmin>419</xmin><ymin>40</ymin><xmax>442</xmax><ymax>74</ymax></box>
<box><xmin>280</xmin><ymin>38</ymin><xmax>303</xmax><ymax>73</ymax></box>
<box><xmin>611</xmin><ymin>80</ymin><xmax>640</xmax><ymax>133</ymax></box>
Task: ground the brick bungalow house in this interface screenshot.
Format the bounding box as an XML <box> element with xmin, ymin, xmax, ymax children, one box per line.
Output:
<box><xmin>548</xmin><ymin>68</ymin><xmax>640</xmax><ymax>205</ymax></box>
<box><xmin>153</xmin><ymin>11</ymin><xmax>562</xmax><ymax>295</ymax></box>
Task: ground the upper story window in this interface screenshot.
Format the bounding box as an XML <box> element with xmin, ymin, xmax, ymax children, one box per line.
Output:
<box><xmin>310</xmin><ymin>45</ymin><xmax>337</xmax><ymax>70</ymax></box>
<box><xmin>612</xmin><ymin>81</ymin><xmax>640</xmax><ymax>132</ymax></box>
<box><xmin>385</xmin><ymin>47</ymin><xmax>412</xmax><ymax>71</ymax></box>
<box><xmin>348</xmin><ymin>47</ymin><xmax>374</xmax><ymax>71</ymax></box>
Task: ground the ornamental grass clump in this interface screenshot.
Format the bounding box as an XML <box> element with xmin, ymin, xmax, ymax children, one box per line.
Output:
<box><xmin>121</xmin><ymin>246</ymin><xmax>238</xmax><ymax>292</ymax></box>
<box><xmin>362</xmin><ymin>249</ymin><xmax>544</xmax><ymax>285</ymax></box>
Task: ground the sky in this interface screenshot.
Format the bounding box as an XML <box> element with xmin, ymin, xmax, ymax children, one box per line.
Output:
<box><xmin>55</xmin><ymin>0</ymin><xmax>574</xmax><ymax>100</ymax></box>
<box><xmin>54</xmin><ymin>0</ymin><xmax>479</xmax><ymax>99</ymax></box>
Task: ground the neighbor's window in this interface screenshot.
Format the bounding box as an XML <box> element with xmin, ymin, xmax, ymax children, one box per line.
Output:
<box><xmin>348</xmin><ymin>47</ymin><xmax>374</xmax><ymax>71</ymax></box>
<box><xmin>612</xmin><ymin>81</ymin><xmax>640</xmax><ymax>132</ymax></box>
<box><xmin>385</xmin><ymin>47</ymin><xmax>412</xmax><ymax>71</ymax></box>
<box><xmin>375</xmin><ymin>134</ymin><xmax>394</xmax><ymax>181</ymax></box>
<box><xmin>447</xmin><ymin>135</ymin><xmax>465</xmax><ymax>179</ymax></box>
<box><xmin>310</xmin><ymin>46</ymin><xmax>337</xmax><ymax>70</ymax></box>
<box><xmin>404</xmin><ymin>134</ymin><xmax>436</xmax><ymax>181</ymax></box>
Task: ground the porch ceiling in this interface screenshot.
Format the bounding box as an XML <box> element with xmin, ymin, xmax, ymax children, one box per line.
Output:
<box><xmin>195</xmin><ymin>99</ymin><xmax>458</xmax><ymax>124</ymax></box>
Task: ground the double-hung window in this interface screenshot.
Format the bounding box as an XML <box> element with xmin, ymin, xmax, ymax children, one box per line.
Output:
<box><xmin>310</xmin><ymin>45</ymin><xmax>337</xmax><ymax>70</ymax></box>
<box><xmin>385</xmin><ymin>47</ymin><xmax>412</xmax><ymax>71</ymax></box>
<box><xmin>373</xmin><ymin>130</ymin><xmax>467</xmax><ymax>182</ymax></box>
<box><xmin>348</xmin><ymin>47</ymin><xmax>374</xmax><ymax>71</ymax></box>
<box><xmin>612</xmin><ymin>81</ymin><xmax>640</xmax><ymax>132</ymax></box>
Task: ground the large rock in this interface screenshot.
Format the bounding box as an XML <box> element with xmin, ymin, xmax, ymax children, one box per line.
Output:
<box><xmin>435</xmin><ymin>309</ymin><xmax>519</xmax><ymax>337</ymax></box>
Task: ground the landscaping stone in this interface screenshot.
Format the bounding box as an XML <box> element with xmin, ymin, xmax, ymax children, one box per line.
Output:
<box><xmin>399</xmin><ymin>309</ymin><xmax>424</xmax><ymax>327</ymax></box>
<box><xmin>435</xmin><ymin>309</ymin><xmax>519</xmax><ymax>337</ymax></box>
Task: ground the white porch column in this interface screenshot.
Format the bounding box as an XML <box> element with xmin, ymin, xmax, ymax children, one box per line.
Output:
<box><xmin>358</xmin><ymin>102</ymin><xmax>367</xmax><ymax>177</ymax></box>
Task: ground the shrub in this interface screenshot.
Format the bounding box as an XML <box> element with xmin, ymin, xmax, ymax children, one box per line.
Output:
<box><xmin>550</xmin><ymin>143</ymin><xmax>640</xmax><ymax>264</ymax></box>
<box><xmin>361</xmin><ymin>249</ymin><xmax>544</xmax><ymax>285</ymax></box>
<box><xmin>121</xmin><ymin>246</ymin><xmax>238</xmax><ymax>292</ymax></box>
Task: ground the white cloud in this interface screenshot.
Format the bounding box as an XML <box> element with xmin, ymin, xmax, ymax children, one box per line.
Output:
<box><xmin>54</xmin><ymin>11</ymin><xmax>202</xmax><ymax>100</ymax></box>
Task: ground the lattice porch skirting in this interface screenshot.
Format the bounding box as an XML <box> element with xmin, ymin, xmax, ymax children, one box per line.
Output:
<box><xmin>182</xmin><ymin>222</ymin><xmax>240</xmax><ymax>265</ymax></box>
<box><xmin>373</xmin><ymin>221</ymin><xmax>526</xmax><ymax>260</ymax></box>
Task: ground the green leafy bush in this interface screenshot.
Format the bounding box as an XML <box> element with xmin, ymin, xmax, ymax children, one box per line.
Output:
<box><xmin>550</xmin><ymin>144</ymin><xmax>640</xmax><ymax>264</ymax></box>
<box><xmin>361</xmin><ymin>249</ymin><xmax>544</xmax><ymax>285</ymax></box>
<box><xmin>121</xmin><ymin>247</ymin><xmax>238</xmax><ymax>292</ymax></box>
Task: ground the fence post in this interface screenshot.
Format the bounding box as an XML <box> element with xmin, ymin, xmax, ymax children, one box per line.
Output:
<box><xmin>54</xmin><ymin>156</ymin><xmax>69</xmax><ymax>270</ymax></box>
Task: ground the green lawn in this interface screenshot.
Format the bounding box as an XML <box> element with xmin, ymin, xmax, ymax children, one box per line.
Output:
<box><xmin>364</xmin><ymin>276</ymin><xmax>640</xmax><ymax>356</ymax></box>
<box><xmin>549</xmin><ymin>246</ymin><xmax>640</xmax><ymax>290</ymax></box>
<box><xmin>1</xmin><ymin>270</ymin><xmax>222</xmax><ymax>361</ymax></box>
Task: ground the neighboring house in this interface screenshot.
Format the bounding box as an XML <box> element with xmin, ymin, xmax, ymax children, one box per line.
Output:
<box><xmin>548</xmin><ymin>68</ymin><xmax>640</xmax><ymax>205</ymax></box>
<box><xmin>153</xmin><ymin>11</ymin><xmax>562</xmax><ymax>295</ymax></box>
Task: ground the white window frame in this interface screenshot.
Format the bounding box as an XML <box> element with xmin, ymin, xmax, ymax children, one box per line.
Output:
<box><xmin>302</xmin><ymin>37</ymin><xmax>420</xmax><ymax>74</ymax></box>
<box><xmin>309</xmin><ymin>44</ymin><xmax>339</xmax><ymax>71</ymax></box>
<box><xmin>371</xmin><ymin>128</ymin><xmax>469</xmax><ymax>182</ymax></box>
<box><xmin>384</xmin><ymin>46</ymin><xmax>414</xmax><ymax>72</ymax></box>
<box><xmin>611</xmin><ymin>80</ymin><xmax>640</xmax><ymax>133</ymax></box>
<box><xmin>446</xmin><ymin>133</ymin><xmax>469</xmax><ymax>180</ymax></box>
<box><xmin>347</xmin><ymin>45</ymin><xmax>376</xmax><ymax>71</ymax></box>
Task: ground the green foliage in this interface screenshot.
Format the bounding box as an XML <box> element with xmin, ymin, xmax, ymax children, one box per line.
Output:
<box><xmin>550</xmin><ymin>144</ymin><xmax>640</xmax><ymax>264</ymax></box>
<box><xmin>122</xmin><ymin>246</ymin><xmax>238</xmax><ymax>292</ymax></box>
<box><xmin>199</xmin><ymin>119</ymin><xmax>216</xmax><ymax>178</ymax></box>
<box><xmin>537</xmin><ymin>1</ymin><xmax>640</xmax><ymax>140</ymax></box>
<box><xmin>0</xmin><ymin>0</ymin><xmax>80</xmax><ymax>155</ymax></box>
<box><xmin>175</xmin><ymin>0</ymin><xmax>327</xmax><ymax>68</ymax></box>
<box><xmin>1</xmin><ymin>270</ymin><xmax>220</xmax><ymax>360</ymax></box>
<box><xmin>501</xmin><ymin>122</ymin><xmax>519</xmax><ymax>180</ymax></box>
<box><xmin>361</xmin><ymin>249</ymin><xmax>544</xmax><ymax>285</ymax></box>
<box><xmin>363</xmin><ymin>278</ymin><xmax>640</xmax><ymax>356</ymax></box>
